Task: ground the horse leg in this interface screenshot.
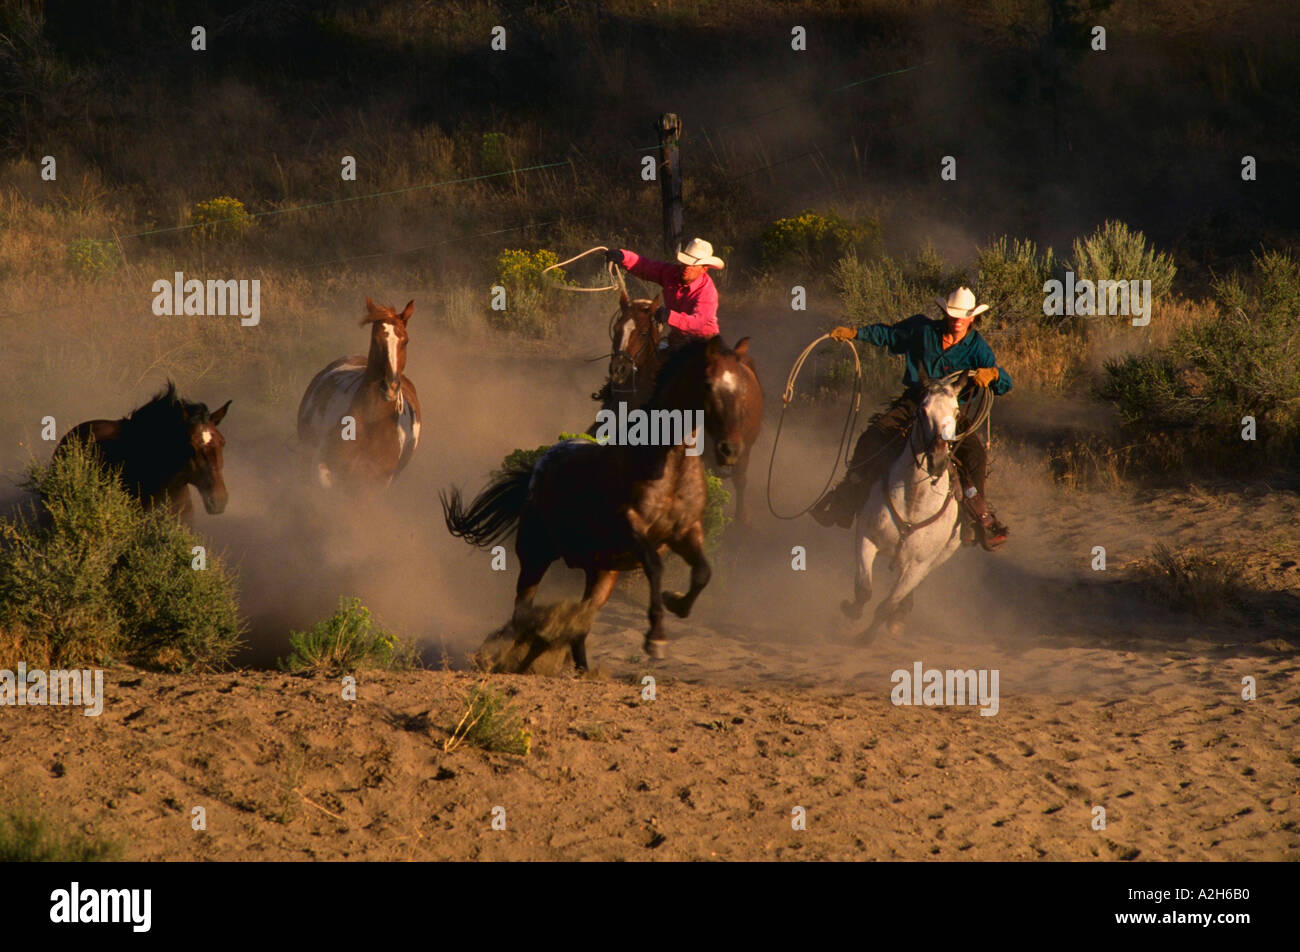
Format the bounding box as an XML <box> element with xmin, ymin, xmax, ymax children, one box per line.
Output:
<box><xmin>731</xmin><ymin>452</ymin><xmax>750</xmax><ymax>527</ymax></box>
<box><xmin>662</xmin><ymin>523</ymin><xmax>712</xmax><ymax>619</ymax></box>
<box><xmin>841</xmin><ymin>526</ymin><xmax>879</xmax><ymax>620</ymax></box>
<box><xmin>858</xmin><ymin>552</ymin><xmax>933</xmax><ymax>645</ymax></box>
<box><xmin>573</xmin><ymin>569</ymin><xmax>619</xmax><ymax>672</ymax></box>
<box><xmin>625</xmin><ymin>515</ymin><xmax>667</xmax><ymax>657</ymax></box>
<box><xmin>511</xmin><ymin>516</ymin><xmax>556</xmax><ymax>622</ymax></box>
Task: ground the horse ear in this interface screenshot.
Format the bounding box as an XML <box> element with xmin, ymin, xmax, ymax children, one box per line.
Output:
<box><xmin>734</xmin><ymin>337</ymin><xmax>750</xmax><ymax>357</ymax></box>
<box><xmin>918</xmin><ymin>366</ymin><xmax>932</xmax><ymax>387</ymax></box>
<box><xmin>650</xmin><ymin>292</ymin><xmax>663</xmax><ymax>309</ymax></box>
<box><xmin>364</xmin><ymin>297</ymin><xmax>376</xmax><ymax>313</ymax></box>
<box><xmin>209</xmin><ymin>400</ymin><xmax>231</xmax><ymax>425</ymax></box>
<box><xmin>619</xmin><ymin>289</ymin><xmax>630</xmax><ymax>309</ymax></box>
<box><xmin>400</xmin><ymin>300</ymin><xmax>414</xmax><ymax>323</ymax></box>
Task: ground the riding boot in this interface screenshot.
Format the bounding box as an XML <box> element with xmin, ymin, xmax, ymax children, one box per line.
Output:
<box><xmin>961</xmin><ymin>486</ymin><xmax>1009</xmax><ymax>551</ymax></box>
<box><xmin>811</xmin><ymin>470</ymin><xmax>869</xmax><ymax>528</ymax></box>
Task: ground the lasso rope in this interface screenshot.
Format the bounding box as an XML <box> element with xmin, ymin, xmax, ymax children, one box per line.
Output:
<box><xmin>765</xmin><ymin>334</ymin><xmax>864</xmax><ymax>520</ymax></box>
<box><xmin>541</xmin><ymin>245</ymin><xmax>628</xmax><ymax>297</ymax></box>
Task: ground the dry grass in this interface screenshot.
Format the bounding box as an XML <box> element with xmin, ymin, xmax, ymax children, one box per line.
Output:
<box><xmin>1126</xmin><ymin>543</ymin><xmax>1249</xmax><ymax>617</ymax></box>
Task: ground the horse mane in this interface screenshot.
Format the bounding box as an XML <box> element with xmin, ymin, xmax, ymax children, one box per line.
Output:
<box><xmin>648</xmin><ymin>336</ymin><xmax>723</xmax><ymax>404</ymax></box>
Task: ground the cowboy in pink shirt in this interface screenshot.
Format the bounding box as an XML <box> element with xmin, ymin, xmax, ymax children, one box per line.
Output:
<box><xmin>605</xmin><ymin>237</ymin><xmax>724</xmax><ymax>349</ymax></box>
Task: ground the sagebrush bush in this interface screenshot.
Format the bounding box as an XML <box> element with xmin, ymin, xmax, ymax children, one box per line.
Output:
<box><xmin>762</xmin><ymin>209</ymin><xmax>878</xmax><ymax>270</ymax></box>
<box><xmin>1069</xmin><ymin>220</ymin><xmax>1176</xmax><ymax>303</ymax></box>
<box><xmin>280</xmin><ymin>596</ymin><xmax>419</xmax><ymax>674</ymax></box>
<box><xmin>1098</xmin><ymin>249</ymin><xmax>1300</xmax><ymax>465</ymax></box>
<box><xmin>0</xmin><ymin>440</ymin><xmax>244</xmax><ymax>670</ymax></box>
<box><xmin>976</xmin><ymin>235</ymin><xmax>1058</xmax><ymax>329</ymax></box>
<box><xmin>833</xmin><ymin>245</ymin><xmax>969</xmax><ymax>324</ymax></box>
<box><xmin>480</xmin><ymin>132</ymin><xmax>509</xmax><ymax>175</ymax></box>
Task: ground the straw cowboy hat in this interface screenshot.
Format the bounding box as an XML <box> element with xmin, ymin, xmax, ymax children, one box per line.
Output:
<box><xmin>936</xmin><ymin>286</ymin><xmax>989</xmax><ymax>319</ymax></box>
<box><xmin>676</xmin><ymin>237</ymin><xmax>725</xmax><ymax>269</ymax></box>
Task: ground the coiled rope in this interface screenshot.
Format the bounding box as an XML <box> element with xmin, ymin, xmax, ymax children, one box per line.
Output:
<box><xmin>765</xmin><ymin>334</ymin><xmax>864</xmax><ymax>520</ymax></box>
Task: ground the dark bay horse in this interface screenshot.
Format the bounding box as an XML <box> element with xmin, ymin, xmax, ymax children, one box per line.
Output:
<box><xmin>297</xmin><ymin>298</ymin><xmax>422</xmax><ymax>489</ymax></box>
<box><xmin>598</xmin><ymin>290</ymin><xmax>764</xmax><ymax>523</ymax></box>
<box><xmin>442</xmin><ymin>336</ymin><xmax>756</xmax><ymax>668</ymax></box>
<box><xmin>55</xmin><ymin>381</ymin><xmax>232</xmax><ymax>516</ymax></box>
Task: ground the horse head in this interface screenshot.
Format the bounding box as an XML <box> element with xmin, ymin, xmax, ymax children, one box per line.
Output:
<box><xmin>702</xmin><ymin>337</ymin><xmax>758</xmax><ymax>467</ymax></box>
<box><xmin>608</xmin><ymin>290</ymin><xmax>661</xmax><ymax>390</ymax></box>
<box><xmin>182</xmin><ymin>398</ymin><xmax>231</xmax><ymax>514</ymax></box>
<box><xmin>362</xmin><ymin>297</ymin><xmax>414</xmax><ymax>402</ymax></box>
<box><xmin>915</xmin><ymin>369</ymin><xmax>968</xmax><ymax>479</ymax></box>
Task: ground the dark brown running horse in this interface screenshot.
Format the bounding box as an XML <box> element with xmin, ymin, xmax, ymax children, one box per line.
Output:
<box><xmin>598</xmin><ymin>290</ymin><xmax>764</xmax><ymax>523</ymax></box>
<box><xmin>297</xmin><ymin>298</ymin><xmax>422</xmax><ymax>489</ymax></box>
<box><xmin>55</xmin><ymin>382</ymin><xmax>232</xmax><ymax>516</ymax></box>
<box><xmin>442</xmin><ymin>336</ymin><xmax>756</xmax><ymax>668</ymax></box>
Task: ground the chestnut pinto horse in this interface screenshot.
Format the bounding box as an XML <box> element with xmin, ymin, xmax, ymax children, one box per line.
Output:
<box><xmin>598</xmin><ymin>290</ymin><xmax>764</xmax><ymax>523</ymax></box>
<box><xmin>442</xmin><ymin>337</ymin><xmax>755</xmax><ymax>668</ymax></box>
<box><xmin>297</xmin><ymin>298</ymin><xmax>421</xmax><ymax>489</ymax></box>
<box><xmin>55</xmin><ymin>381</ymin><xmax>232</xmax><ymax>516</ymax></box>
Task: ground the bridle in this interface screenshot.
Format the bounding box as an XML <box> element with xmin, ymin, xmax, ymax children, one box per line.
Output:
<box><xmin>880</xmin><ymin>387</ymin><xmax>962</xmax><ymax>567</ymax></box>
<box><xmin>607</xmin><ymin>307</ymin><xmax>660</xmax><ymax>401</ymax></box>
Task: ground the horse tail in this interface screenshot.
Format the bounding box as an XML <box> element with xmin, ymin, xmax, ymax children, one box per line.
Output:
<box><xmin>440</xmin><ymin>467</ymin><xmax>532</xmax><ymax>548</ymax></box>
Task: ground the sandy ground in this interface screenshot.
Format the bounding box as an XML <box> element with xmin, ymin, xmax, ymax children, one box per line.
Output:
<box><xmin>3</xmin><ymin>468</ymin><xmax>1296</xmax><ymax>861</ymax></box>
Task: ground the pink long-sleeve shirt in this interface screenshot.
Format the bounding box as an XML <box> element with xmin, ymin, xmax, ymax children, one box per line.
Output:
<box><xmin>619</xmin><ymin>250</ymin><xmax>720</xmax><ymax>337</ymax></box>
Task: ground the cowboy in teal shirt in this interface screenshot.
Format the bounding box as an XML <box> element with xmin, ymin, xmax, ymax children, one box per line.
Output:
<box><xmin>811</xmin><ymin>287</ymin><xmax>1011</xmax><ymax>550</ymax></box>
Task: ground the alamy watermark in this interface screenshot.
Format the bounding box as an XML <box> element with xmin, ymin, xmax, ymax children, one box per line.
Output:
<box><xmin>1042</xmin><ymin>271</ymin><xmax>1151</xmax><ymax>326</ymax></box>
<box><xmin>1</xmin><ymin>663</ymin><xmax>104</xmax><ymax>716</ymax></box>
<box><xmin>591</xmin><ymin>401</ymin><xmax>703</xmax><ymax>456</ymax></box>
<box><xmin>151</xmin><ymin>271</ymin><xmax>260</xmax><ymax>326</ymax></box>
<box><xmin>891</xmin><ymin>661</ymin><xmax>999</xmax><ymax>716</ymax></box>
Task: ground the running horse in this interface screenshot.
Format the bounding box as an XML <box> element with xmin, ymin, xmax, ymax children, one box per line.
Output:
<box><xmin>297</xmin><ymin>298</ymin><xmax>421</xmax><ymax>489</ymax></box>
<box><xmin>443</xmin><ymin>336</ymin><xmax>756</xmax><ymax>669</ymax></box>
<box><xmin>841</xmin><ymin>370</ymin><xmax>972</xmax><ymax>644</ymax></box>
<box><xmin>597</xmin><ymin>290</ymin><xmax>764</xmax><ymax>523</ymax></box>
<box><xmin>55</xmin><ymin>382</ymin><xmax>232</xmax><ymax>516</ymax></box>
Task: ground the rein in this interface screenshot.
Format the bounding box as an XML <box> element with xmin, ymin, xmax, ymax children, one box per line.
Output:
<box><xmin>879</xmin><ymin>411</ymin><xmax>959</xmax><ymax>568</ymax></box>
<box><xmin>765</xmin><ymin>333</ymin><xmax>864</xmax><ymax>520</ymax></box>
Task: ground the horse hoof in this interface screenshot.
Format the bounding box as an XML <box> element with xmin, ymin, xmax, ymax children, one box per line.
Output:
<box><xmin>855</xmin><ymin>627</ymin><xmax>879</xmax><ymax>647</ymax></box>
<box><xmin>840</xmin><ymin>599</ymin><xmax>862</xmax><ymax>620</ymax></box>
<box><xmin>643</xmin><ymin>638</ymin><xmax>669</xmax><ymax>660</ymax></box>
<box><xmin>887</xmin><ymin>618</ymin><xmax>906</xmax><ymax>638</ymax></box>
<box><xmin>663</xmin><ymin>592</ymin><xmax>690</xmax><ymax>618</ymax></box>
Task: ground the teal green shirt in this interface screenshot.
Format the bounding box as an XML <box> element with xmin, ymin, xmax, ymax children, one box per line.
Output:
<box><xmin>856</xmin><ymin>315</ymin><xmax>1013</xmax><ymax>398</ymax></box>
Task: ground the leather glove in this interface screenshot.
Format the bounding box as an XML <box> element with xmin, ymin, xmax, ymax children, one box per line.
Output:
<box><xmin>972</xmin><ymin>367</ymin><xmax>1000</xmax><ymax>388</ymax></box>
<box><xmin>829</xmin><ymin>325</ymin><xmax>857</xmax><ymax>342</ymax></box>
<box><xmin>604</xmin><ymin>248</ymin><xmax>625</xmax><ymax>265</ymax></box>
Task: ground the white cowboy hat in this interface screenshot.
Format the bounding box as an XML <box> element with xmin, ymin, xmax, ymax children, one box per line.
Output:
<box><xmin>936</xmin><ymin>286</ymin><xmax>989</xmax><ymax>319</ymax></box>
<box><xmin>676</xmin><ymin>237</ymin><xmax>725</xmax><ymax>269</ymax></box>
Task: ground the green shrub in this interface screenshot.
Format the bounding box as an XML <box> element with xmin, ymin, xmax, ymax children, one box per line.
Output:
<box><xmin>976</xmin><ymin>236</ymin><xmax>1059</xmax><ymax>329</ymax></box>
<box><xmin>280</xmin><ymin>596</ymin><xmax>419</xmax><ymax>674</ymax></box>
<box><xmin>480</xmin><ymin>132</ymin><xmax>509</xmax><ymax>175</ymax></box>
<box><xmin>65</xmin><ymin>238</ymin><xmax>120</xmax><ymax>280</ymax></box>
<box><xmin>0</xmin><ymin>440</ymin><xmax>244</xmax><ymax>670</ymax></box>
<box><xmin>489</xmin><ymin>248</ymin><xmax>568</xmax><ymax>338</ymax></box>
<box><xmin>188</xmin><ymin>196</ymin><xmax>254</xmax><ymax>243</ymax></box>
<box><xmin>1069</xmin><ymin>220</ymin><xmax>1175</xmax><ymax>304</ymax></box>
<box><xmin>763</xmin><ymin>209</ymin><xmax>878</xmax><ymax>270</ymax></box>
<box><xmin>0</xmin><ymin>806</ymin><xmax>122</xmax><ymax>862</ymax></box>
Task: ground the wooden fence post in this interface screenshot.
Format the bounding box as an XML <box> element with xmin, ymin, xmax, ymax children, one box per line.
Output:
<box><xmin>657</xmin><ymin>113</ymin><xmax>683</xmax><ymax>258</ymax></box>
